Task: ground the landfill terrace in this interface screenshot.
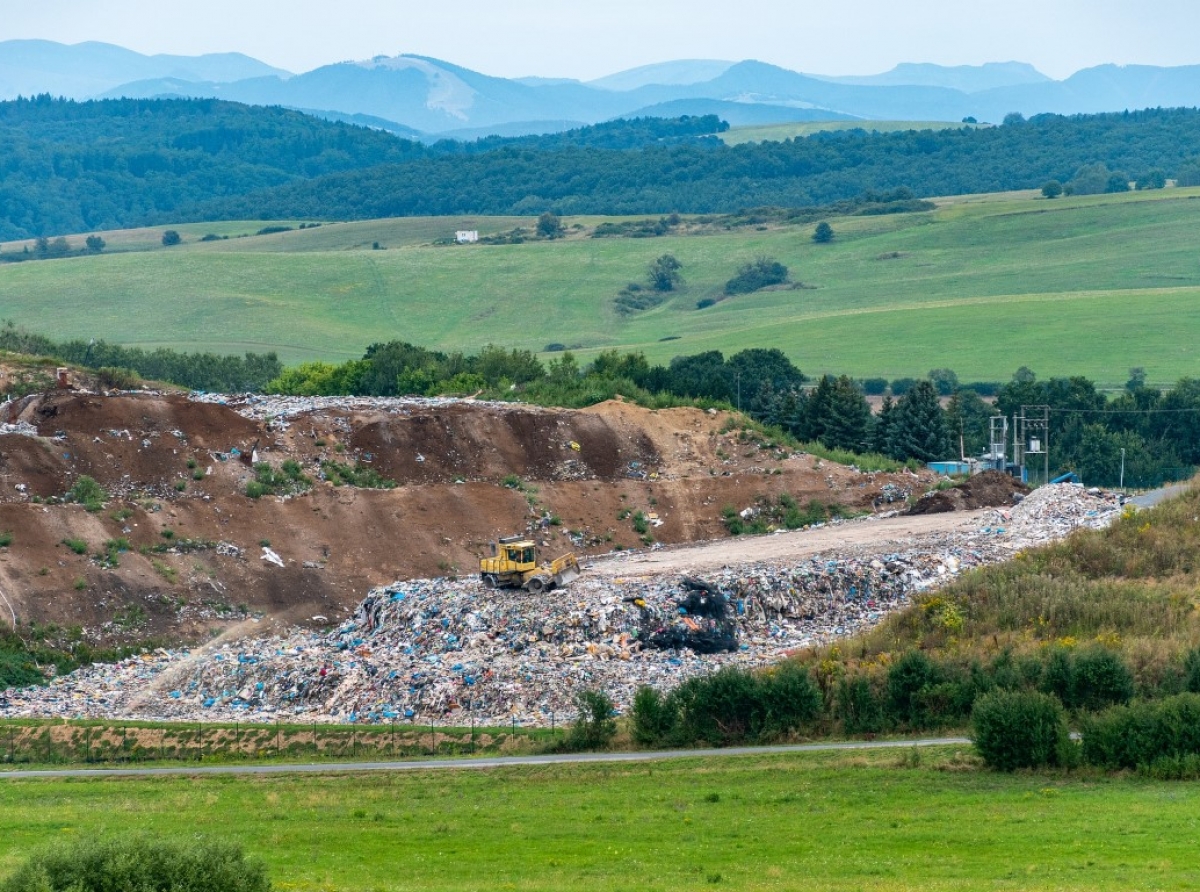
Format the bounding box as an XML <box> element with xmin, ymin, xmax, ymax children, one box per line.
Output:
<box><xmin>1</xmin><ymin>483</ymin><xmax>1122</xmax><ymax>726</ymax></box>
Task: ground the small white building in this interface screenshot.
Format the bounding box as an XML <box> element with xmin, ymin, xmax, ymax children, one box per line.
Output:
<box><xmin>455</xmin><ymin>230</ymin><xmax>479</xmax><ymax>244</ymax></box>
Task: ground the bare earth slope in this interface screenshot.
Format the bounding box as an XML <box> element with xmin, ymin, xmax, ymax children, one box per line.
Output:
<box><xmin>1</xmin><ymin>389</ymin><xmax>940</xmax><ymax>645</ymax></box>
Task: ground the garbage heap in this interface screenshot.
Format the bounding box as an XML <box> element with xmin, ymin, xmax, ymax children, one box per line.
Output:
<box><xmin>0</xmin><ymin>482</ymin><xmax>1130</xmax><ymax>726</ymax></box>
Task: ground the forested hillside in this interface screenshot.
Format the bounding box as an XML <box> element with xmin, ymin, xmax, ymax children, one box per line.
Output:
<box><xmin>0</xmin><ymin>96</ymin><xmax>422</xmax><ymax>239</ymax></box>
<box><xmin>203</xmin><ymin>107</ymin><xmax>1200</xmax><ymax>219</ymax></box>
<box><xmin>5</xmin><ymin>97</ymin><xmax>1200</xmax><ymax>238</ymax></box>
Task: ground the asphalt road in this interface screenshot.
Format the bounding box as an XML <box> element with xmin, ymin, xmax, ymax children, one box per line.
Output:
<box><xmin>0</xmin><ymin>737</ymin><xmax>970</xmax><ymax>781</ymax></box>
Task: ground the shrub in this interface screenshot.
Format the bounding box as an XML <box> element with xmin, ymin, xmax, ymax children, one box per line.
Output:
<box><xmin>760</xmin><ymin>663</ymin><xmax>821</xmax><ymax>736</ymax></box>
<box><xmin>631</xmin><ymin>686</ymin><xmax>675</xmax><ymax>746</ymax></box>
<box><xmin>561</xmin><ymin>689</ymin><xmax>618</xmax><ymax>751</ymax></box>
<box><xmin>1071</xmin><ymin>647</ymin><xmax>1134</xmax><ymax>712</ymax></box>
<box><xmin>161</xmin><ymin>230</ymin><xmax>182</xmax><ymax>246</ymax></box>
<box><xmin>1081</xmin><ymin>693</ymin><xmax>1200</xmax><ymax>770</ymax></box>
<box><xmin>0</xmin><ymin>650</ymin><xmax>44</xmax><ymax>688</ymax></box>
<box><xmin>724</xmin><ymin>257</ymin><xmax>789</xmax><ymax>295</ymax></box>
<box><xmin>67</xmin><ymin>476</ymin><xmax>107</xmax><ymax>512</ymax></box>
<box><xmin>837</xmin><ymin>674</ymin><xmax>885</xmax><ymax>734</ymax></box>
<box><xmin>671</xmin><ymin>668</ymin><xmax>767</xmax><ymax>746</ymax></box>
<box><xmin>245</xmin><ymin>461</ymin><xmax>312</xmax><ymax>498</ymax></box>
<box><xmin>320</xmin><ymin>461</ymin><xmax>397</xmax><ymax>489</ymax></box>
<box><xmin>971</xmin><ymin>689</ymin><xmax>1071</xmax><ymax>771</ymax></box>
<box><xmin>1183</xmin><ymin>648</ymin><xmax>1200</xmax><ymax>693</ymax></box>
<box><xmin>0</xmin><ymin>835</ymin><xmax>270</xmax><ymax>892</ymax></box>
<box><xmin>0</xmin><ymin>531</ymin><xmax>11</xmax><ymax>548</ymax></box>
<box><xmin>95</xmin><ymin>366</ymin><xmax>141</xmax><ymax>390</ymax></box>
<box><xmin>886</xmin><ymin>650</ymin><xmax>941</xmax><ymax>728</ymax></box>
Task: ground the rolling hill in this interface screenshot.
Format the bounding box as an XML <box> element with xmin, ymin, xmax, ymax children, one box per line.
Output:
<box><xmin>2</xmin><ymin>188</ymin><xmax>1198</xmax><ymax>387</ymax></box>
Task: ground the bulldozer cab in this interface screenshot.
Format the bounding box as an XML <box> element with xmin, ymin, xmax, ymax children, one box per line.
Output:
<box><xmin>503</xmin><ymin>543</ymin><xmax>536</xmax><ymax>569</ymax></box>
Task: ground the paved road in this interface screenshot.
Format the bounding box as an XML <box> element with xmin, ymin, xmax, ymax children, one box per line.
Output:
<box><xmin>1129</xmin><ymin>483</ymin><xmax>1192</xmax><ymax>509</ymax></box>
<box><xmin>0</xmin><ymin>737</ymin><xmax>970</xmax><ymax>780</ymax></box>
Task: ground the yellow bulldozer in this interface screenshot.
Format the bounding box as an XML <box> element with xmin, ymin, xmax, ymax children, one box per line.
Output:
<box><xmin>479</xmin><ymin>535</ymin><xmax>581</xmax><ymax>592</ymax></box>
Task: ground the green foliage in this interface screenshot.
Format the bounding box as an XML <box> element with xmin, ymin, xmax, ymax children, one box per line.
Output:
<box><xmin>0</xmin><ymin>650</ymin><xmax>44</xmax><ymax>688</ymax></box>
<box><xmin>1081</xmin><ymin>693</ymin><xmax>1200</xmax><ymax>770</ymax></box>
<box><xmin>95</xmin><ymin>366</ymin><xmax>141</xmax><ymax>390</ymax></box>
<box><xmin>724</xmin><ymin>257</ymin><xmax>789</xmax><ymax>295</ymax></box>
<box><xmin>971</xmin><ymin>690</ymin><xmax>1072</xmax><ymax>771</ymax></box>
<box><xmin>1041</xmin><ymin>180</ymin><xmax>1063</xmax><ymax>198</ymax></box>
<box><xmin>631</xmin><ymin>665</ymin><xmax>820</xmax><ymax>748</ymax></box>
<box><xmin>1069</xmin><ymin>647</ymin><xmax>1135</xmax><ymax>712</ymax></box>
<box><xmin>812</xmin><ymin>221</ymin><xmax>834</xmax><ymax>243</ymax></box>
<box><xmin>0</xmin><ymin>321</ymin><xmax>282</xmax><ymax>393</ymax></box>
<box><xmin>161</xmin><ymin>230</ymin><xmax>182</xmax><ymax>246</ymax></box>
<box><xmin>320</xmin><ymin>461</ymin><xmax>397</xmax><ymax>489</ymax></box>
<box><xmin>0</xmin><ymin>835</ymin><xmax>270</xmax><ymax>892</ymax></box>
<box><xmin>535</xmin><ymin>212</ymin><xmax>562</xmax><ymax>239</ymax></box>
<box><xmin>0</xmin><ymin>531</ymin><xmax>11</xmax><ymax>548</ymax></box>
<box><xmin>66</xmin><ymin>476</ymin><xmax>107</xmax><ymax>512</ymax></box>
<box><xmin>245</xmin><ymin>461</ymin><xmax>312</xmax><ymax>499</ymax></box>
<box><xmin>559</xmin><ymin>690</ymin><xmax>618</xmax><ymax>752</ymax></box>
<box><xmin>204</xmin><ymin>107</ymin><xmax>1200</xmax><ymax>225</ymax></box>
<box><xmin>647</xmin><ymin>254</ymin><xmax>683</xmax><ymax>292</ymax></box>
<box><xmin>837</xmin><ymin>674</ymin><xmax>885</xmax><ymax>734</ymax></box>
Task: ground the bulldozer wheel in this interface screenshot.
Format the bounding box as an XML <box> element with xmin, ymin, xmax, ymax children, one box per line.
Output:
<box><xmin>482</xmin><ymin>574</ymin><xmax>499</xmax><ymax>589</ymax></box>
<box><xmin>524</xmin><ymin>577</ymin><xmax>547</xmax><ymax>594</ymax></box>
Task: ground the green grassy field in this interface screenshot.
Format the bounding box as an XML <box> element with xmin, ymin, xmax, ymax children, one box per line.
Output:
<box><xmin>2</xmin><ymin>188</ymin><xmax>1199</xmax><ymax>386</ymax></box>
<box><xmin>720</xmin><ymin>119</ymin><xmax>979</xmax><ymax>145</ymax></box>
<box><xmin>1</xmin><ymin>748</ymin><xmax>1197</xmax><ymax>891</ymax></box>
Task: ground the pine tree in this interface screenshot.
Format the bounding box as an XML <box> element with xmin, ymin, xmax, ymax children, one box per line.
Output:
<box><xmin>821</xmin><ymin>376</ymin><xmax>871</xmax><ymax>452</ymax></box>
<box><xmin>872</xmin><ymin>395</ymin><xmax>897</xmax><ymax>456</ymax></box>
<box><xmin>891</xmin><ymin>380</ymin><xmax>950</xmax><ymax>461</ymax></box>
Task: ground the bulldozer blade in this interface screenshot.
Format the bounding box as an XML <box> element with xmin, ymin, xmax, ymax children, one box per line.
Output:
<box><xmin>555</xmin><ymin>567</ymin><xmax>580</xmax><ymax>586</ymax></box>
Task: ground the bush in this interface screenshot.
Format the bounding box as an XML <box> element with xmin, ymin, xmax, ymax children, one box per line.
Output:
<box><xmin>671</xmin><ymin>668</ymin><xmax>770</xmax><ymax>746</ymax></box>
<box><xmin>971</xmin><ymin>689</ymin><xmax>1071</xmax><ymax>771</ymax></box>
<box><xmin>1070</xmin><ymin>647</ymin><xmax>1134</xmax><ymax>712</ymax></box>
<box><xmin>245</xmin><ymin>461</ymin><xmax>311</xmax><ymax>498</ymax></box>
<box><xmin>837</xmin><ymin>674</ymin><xmax>885</xmax><ymax>734</ymax></box>
<box><xmin>95</xmin><ymin>366</ymin><xmax>141</xmax><ymax>390</ymax></box>
<box><xmin>561</xmin><ymin>689</ymin><xmax>617</xmax><ymax>751</ymax></box>
<box><xmin>0</xmin><ymin>649</ymin><xmax>44</xmax><ymax>688</ymax></box>
<box><xmin>761</xmin><ymin>663</ymin><xmax>821</xmax><ymax>736</ymax></box>
<box><xmin>1081</xmin><ymin>693</ymin><xmax>1200</xmax><ymax>770</ymax></box>
<box><xmin>0</xmin><ymin>835</ymin><xmax>270</xmax><ymax>892</ymax></box>
<box><xmin>631</xmin><ymin>686</ymin><xmax>675</xmax><ymax>746</ymax></box>
<box><xmin>161</xmin><ymin>230</ymin><xmax>182</xmax><ymax>246</ymax></box>
<box><xmin>724</xmin><ymin>257</ymin><xmax>788</xmax><ymax>295</ymax></box>
<box><xmin>886</xmin><ymin>650</ymin><xmax>941</xmax><ymax>728</ymax></box>
<box><xmin>67</xmin><ymin>476</ymin><xmax>107</xmax><ymax>512</ymax></box>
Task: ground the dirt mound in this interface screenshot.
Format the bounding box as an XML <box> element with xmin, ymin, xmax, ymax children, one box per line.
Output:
<box><xmin>907</xmin><ymin>470</ymin><xmax>1030</xmax><ymax>515</ymax></box>
<box><xmin>0</xmin><ymin>390</ymin><xmax>938</xmax><ymax>647</ymax></box>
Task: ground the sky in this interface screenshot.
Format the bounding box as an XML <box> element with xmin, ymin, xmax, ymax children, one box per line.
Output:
<box><xmin>4</xmin><ymin>0</ymin><xmax>1200</xmax><ymax>80</ymax></box>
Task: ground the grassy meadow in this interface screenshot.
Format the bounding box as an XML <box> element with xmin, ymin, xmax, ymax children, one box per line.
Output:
<box><xmin>2</xmin><ymin>188</ymin><xmax>1200</xmax><ymax>385</ymax></box>
<box><xmin>719</xmin><ymin>119</ymin><xmax>978</xmax><ymax>145</ymax></box>
<box><xmin>3</xmin><ymin>747</ymin><xmax>1199</xmax><ymax>891</ymax></box>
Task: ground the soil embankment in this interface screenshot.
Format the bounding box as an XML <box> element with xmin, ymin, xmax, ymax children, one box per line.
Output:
<box><xmin>0</xmin><ymin>390</ymin><xmax>972</xmax><ymax>646</ymax></box>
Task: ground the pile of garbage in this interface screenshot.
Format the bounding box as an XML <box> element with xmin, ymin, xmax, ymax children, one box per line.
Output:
<box><xmin>0</xmin><ymin>482</ymin><xmax>1131</xmax><ymax>726</ymax></box>
<box><xmin>189</xmin><ymin>393</ymin><xmax>507</xmax><ymax>424</ymax></box>
<box><xmin>976</xmin><ymin>483</ymin><xmax>1123</xmax><ymax>547</ymax></box>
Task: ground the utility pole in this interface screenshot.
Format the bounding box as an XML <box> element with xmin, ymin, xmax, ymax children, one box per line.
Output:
<box><xmin>1120</xmin><ymin>447</ymin><xmax>1126</xmax><ymax>490</ymax></box>
<box><xmin>1017</xmin><ymin>406</ymin><xmax>1050</xmax><ymax>486</ymax></box>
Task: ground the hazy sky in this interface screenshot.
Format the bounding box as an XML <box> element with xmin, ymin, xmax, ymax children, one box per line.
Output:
<box><xmin>5</xmin><ymin>0</ymin><xmax>1199</xmax><ymax>80</ymax></box>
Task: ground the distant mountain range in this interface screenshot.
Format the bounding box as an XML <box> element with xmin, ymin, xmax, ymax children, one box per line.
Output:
<box><xmin>4</xmin><ymin>40</ymin><xmax>1200</xmax><ymax>138</ymax></box>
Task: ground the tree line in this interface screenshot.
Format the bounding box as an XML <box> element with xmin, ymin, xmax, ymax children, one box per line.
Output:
<box><xmin>3</xmin><ymin>321</ymin><xmax>1195</xmax><ymax>486</ymax></box>
<box><xmin>0</xmin><ymin>321</ymin><xmax>281</xmax><ymax>393</ymax></box>
<box><xmin>198</xmin><ymin>106</ymin><xmax>1200</xmax><ymax>221</ymax></box>
<box><xmin>5</xmin><ymin>97</ymin><xmax>1200</xmax><ymax>238</ymax></box>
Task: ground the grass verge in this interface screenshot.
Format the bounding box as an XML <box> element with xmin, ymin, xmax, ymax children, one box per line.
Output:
<box><xmin>1</xmin><ymin>747</ymin><xmax>1198</xmax><ymax>890</ymax></box>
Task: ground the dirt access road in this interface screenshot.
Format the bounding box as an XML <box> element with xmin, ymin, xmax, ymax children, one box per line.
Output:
<box><xmin>588</xmin><ymin>508</ymin><xmax>994</xmax><ymax>577</ymax></box>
